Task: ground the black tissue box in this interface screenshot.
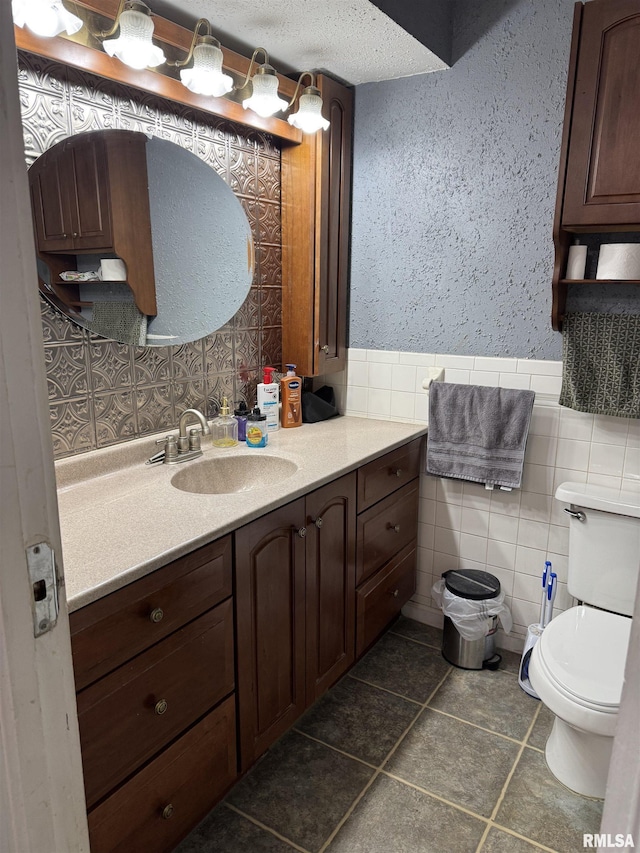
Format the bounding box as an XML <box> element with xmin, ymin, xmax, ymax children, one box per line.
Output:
<box><xmin>302</xmin><ymin>385</ymin><xmax>340</xmax><ymax>423</ymax></box>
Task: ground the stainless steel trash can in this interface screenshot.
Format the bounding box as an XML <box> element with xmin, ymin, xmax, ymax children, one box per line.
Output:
<box><xmin>441</xmin><ymin>570</ymin><xmax>501</xmax><ymax>670</ymax></box>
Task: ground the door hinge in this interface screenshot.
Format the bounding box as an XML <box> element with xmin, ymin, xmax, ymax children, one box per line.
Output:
<box><xmin>26</xmin><ymin>542</ymin><xmax>59</xmax><ymax>637</ymax></box>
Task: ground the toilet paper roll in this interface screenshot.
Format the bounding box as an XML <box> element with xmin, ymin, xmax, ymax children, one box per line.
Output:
<box><xmin>566</xmin><ymin>244</ymin><xmax>587</xmax><ymax>280</ymax></box>
<box><xmin>596</xmin><ymin>244</ymin><xmax>640</xmax><ymax>280</ymax></box>
<box><xmin>99</xmin><ymin>258</ymin><xmax>127</xmax><ymax>281</ymax></box>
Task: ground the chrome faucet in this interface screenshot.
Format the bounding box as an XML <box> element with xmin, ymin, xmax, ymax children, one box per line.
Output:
<box><xmin>177</xmin><ymin>408</ymin><xmax>210</xmax><ymax>453</ymax></box>
<box><xmin>146</xmin><ymin>408</ymin><xmax>211</xmax><ymax>465</ymax></box>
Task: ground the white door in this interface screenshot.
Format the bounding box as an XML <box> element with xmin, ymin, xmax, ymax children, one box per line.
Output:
<box><xmin>0</xmin><ymin>10</ymin><xmax>89</xmax><ymax>852</ymax></box>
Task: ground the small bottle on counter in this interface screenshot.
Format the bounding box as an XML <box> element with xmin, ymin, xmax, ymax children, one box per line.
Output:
<box><xmin>246</xmin><ymin>407</ymin><xmax>268</xmax><ymax>448</ymax></box>
<box><xmin>211</xmin><ymin>397</ymin><xmax>238</xmax><ymax>448</ymax></box>
<box><xmin>280</xmin><ymin>364</ymin><xmax>302</xmax><ymax>428</ymax></box>
<box><xmin>234</xmin><ymin>400</ymin><xmax>250</xmax><ymax>442</ymax></box>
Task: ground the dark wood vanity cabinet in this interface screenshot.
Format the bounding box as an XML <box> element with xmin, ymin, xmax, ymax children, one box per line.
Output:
<box><xmin>355</xmin><ymin>439</ymin><xmax>422</xmax><ymax>656</ymax></box>
<box><xmin>69</xmin><ymin>437</ymin><xmax>423</xmax><ymax>849</ymax></box>
<box><xmin>235</xmin><ymin>472</ymin><xmax>357</xmax><ymax>771</ymax></box>
<box><xmin>29</xmin><ymin>130</ymin><xmax>157</xmax><ymax>317</ymax></box>
<box><xmin>69</xmin><ymin>536</ymin><xmax>237</xmax><ymax>853</ymax></box>
<box><xmin>552</xmin><ymin>0</ymin><xmax>640</xmax><ymax>329</ymax></box>
<box><xmin>282</xmin><ymin>75</ymin><xmax>353</xmax><ymax>376</ymax></box>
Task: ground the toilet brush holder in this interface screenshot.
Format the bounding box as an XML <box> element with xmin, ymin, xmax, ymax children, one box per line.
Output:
<box><xmin>518</xmin><ymin>623</ymin><xmax>543</xmax><ymax>699</ymax></box>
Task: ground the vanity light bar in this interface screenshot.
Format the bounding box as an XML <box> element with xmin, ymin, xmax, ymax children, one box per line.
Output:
<box><xmin>11</xmin><ymin>1</ymin><xmax>329</xmax><ymax>132</ymax></box>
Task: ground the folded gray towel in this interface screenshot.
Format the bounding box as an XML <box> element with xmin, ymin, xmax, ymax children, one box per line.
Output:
<box><xmin>559</xmin><ymin>313</ymin><xmax>640</xmax><ymax>418</ymax></box>
<box><xmin>426</xmin><ymin>382</ymin><xmax>535</xmax><ymax>489</ymax></box>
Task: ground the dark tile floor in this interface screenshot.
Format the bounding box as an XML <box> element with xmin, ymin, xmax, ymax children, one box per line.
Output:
<box><xmin>176</xmin><ymin>617</ymin><xmax>603</xmax><ymax>853</ymax></box>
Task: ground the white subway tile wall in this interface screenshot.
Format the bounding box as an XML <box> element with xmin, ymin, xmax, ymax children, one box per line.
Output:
<box><xmin>315</xmin><ymin>350</ymin><xmax>640</xmax><ymax>653</ymax></box>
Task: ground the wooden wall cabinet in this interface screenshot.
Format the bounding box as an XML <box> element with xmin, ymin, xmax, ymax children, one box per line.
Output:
<box><xmin>235</xmin><ymin>472</ymin><xmax>356</xmax><ymax>771</ymax></box>
<box><xmin>552</xmin><ymin>0</ymin><xmax>640</xmax><ymax>329</ymax></box>
<box><xmin>29</xmin><ymin>130</ymin><xmax>157</xmax><ymax>317</ymax></box>
<box><xmin>282</xmin><ymin>75</ymin><xmax>354</xmax><ymax>376</ymax></box>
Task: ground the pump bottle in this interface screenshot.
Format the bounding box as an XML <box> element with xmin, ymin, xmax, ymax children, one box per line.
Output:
<box><xmin>257</xmin><ymin>366</ymin><xmax>279</xmax><ymax>432</ymax></box>
<box><xmin>280</xmin><ymin>364</ymin><xmax>302</xmax><ymax>428</ymax></box>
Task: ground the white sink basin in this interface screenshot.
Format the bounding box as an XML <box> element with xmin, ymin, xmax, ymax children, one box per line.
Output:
<box><xmin>170</xmin><ymin>454</ymin><xmax>298</xmax><ymax>495</ymax></box>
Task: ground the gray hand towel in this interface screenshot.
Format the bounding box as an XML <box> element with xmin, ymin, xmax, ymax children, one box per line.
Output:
<box><xmin>426</xmin><ymin>382</ymin><xmax>535</xmax><ymax>489</ymax></box>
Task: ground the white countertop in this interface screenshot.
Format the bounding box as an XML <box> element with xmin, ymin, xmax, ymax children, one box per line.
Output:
<box><xmin>56</xmin><ymin>416</ymin><xmax>427</xmax><ymax>611</ymax></box>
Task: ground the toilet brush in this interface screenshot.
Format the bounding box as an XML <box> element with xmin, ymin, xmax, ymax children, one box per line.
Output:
<box><xmin>518</xmin><ymin>561</ymin><xmax>553</xmax><ymax>698</ymax></box>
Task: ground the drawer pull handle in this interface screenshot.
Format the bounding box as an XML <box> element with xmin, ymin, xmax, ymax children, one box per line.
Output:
<box><xmin>161</xmin><ymin>804</ymin><xmax>174</xmax><ymax>820</ymax></box>
<box><xmin>391</xmin><ymin>589</ymin><xmax>399</xmax><ymax>598</ymax></box>
<box><xmin>154</xmin><ymin>699</ymin><xmax>168</xmax><ymax>716</ymax></box>
<box><xmin>393</xmin><ymin>468</ymin><xmax>403</xmax><ymax>478</ymax></box>
<box><xmin>149</xmin><ymin>607</ymin><xmax>164</xmax><ymax>623</ymax></box>
<box><xmin>314</xmin><ymin>517</ymin><xmax>324</xmax><ymax>529</ymax></box>
<box><xmin>297</xmin><ymin>526</ymin><xmax>307</xmax><ymax>539</ymax></box>
<box><xmin>388</xmin><ymin>523</ymin><xmax>400</xmax><ymax>533</ymax></box>
<box><xmin>321</xmin><ymin>344</ymin><xmax>329</xmax><ymax>354</ymax></box>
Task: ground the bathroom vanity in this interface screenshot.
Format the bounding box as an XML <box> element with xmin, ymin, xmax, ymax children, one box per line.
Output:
<box><xmin>58</xmin><ymin>418</ymin><xmax>425</xmax><ymax>852</ymax></box>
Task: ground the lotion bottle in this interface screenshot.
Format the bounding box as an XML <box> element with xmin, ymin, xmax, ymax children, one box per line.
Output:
<box><xmin>280</xmin><ymin>364</ymin><xmax>302</xmax><ymax>428</ymax></box>
<box><xmin>257</xmin><ymin>366</ymin><xmax>279</xmax><ymax>432</ymax></box>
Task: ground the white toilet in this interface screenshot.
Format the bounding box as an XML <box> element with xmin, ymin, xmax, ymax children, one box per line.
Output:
<box><xmin>529</xmin><ymin>481</ymin><xmax>640</xmax><ymax>799</ymax></box>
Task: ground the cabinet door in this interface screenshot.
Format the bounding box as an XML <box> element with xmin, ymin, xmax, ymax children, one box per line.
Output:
<box><xmin>316</xmin><ymin>74</ymin><xmax>353</xmax><ymax>375</ymax></box>
<box><xmin>305</xmin><ymin>472</ymin><xmax>356</xmax><ymax>703</ymax></box>
<box><xmin>281</xmin><ymin>75</ymin><xmax>353</xmax><ymax>376</ymax></box>
<box><xmin>235</xmin><ymin>499</ymin><xmax>307</xmax><ymax>770</ymax></box>
<box><xmin>29</xmin><ymin>148</ymin><xmax>75</xmax><ymax>252</ymax></box>
<box><xmin>66</xmin><ymin>134</ymin><xmax>112</xmax><ymax>250</ymax></box>
<box><xmin>563</xmin><ymin>0</ymin><xmax>640</xmax><ymax>227</ymax></box>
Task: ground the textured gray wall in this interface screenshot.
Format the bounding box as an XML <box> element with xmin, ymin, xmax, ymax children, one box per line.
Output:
<box><xmin>350</xmin><ymin>0</ymin><xmax>577</xmax><ymax>359</ymax></box>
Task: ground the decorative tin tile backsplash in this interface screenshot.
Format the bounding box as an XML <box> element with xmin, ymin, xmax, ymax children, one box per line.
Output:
<box><xmin>18</xmin><ymin>52</ymin><xmax>282</xmax><ymax>458</ymax></box>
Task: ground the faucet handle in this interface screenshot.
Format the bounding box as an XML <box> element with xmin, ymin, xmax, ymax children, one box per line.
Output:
<box><xmin>188</xmin><ymin>428</ymin><xmax>202</xmax><ymax>452</ymax></box>
<box><xmin>155</xmin><ymin>435</ymin><xmax>179</xmax><ymax>463</ymax></box>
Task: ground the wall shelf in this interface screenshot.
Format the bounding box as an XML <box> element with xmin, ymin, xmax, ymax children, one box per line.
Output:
<box><xmin>560</xmin><ymin>279</ymin><xmax>640</xmax><ymax>285</ymax></box>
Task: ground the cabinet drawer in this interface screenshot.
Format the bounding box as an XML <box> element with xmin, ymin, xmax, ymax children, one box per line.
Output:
<box><xmin>70</xmin><ymin>535</ymin><xmax>232</xmax><ymax>691</ymax></box>
<box><xmin>87</xmin><ymin>696</ymin><xmax>237</xmax><ymax>853</ymax></box>
<box><xmin>78</xmin><ymin>600</ymin><xmax>234</xmax><ymax>808</ymax></box>
<box><xmin>357</xmin><ymin>437</ymin><xmax>422</xmax><ymax>512</ymax></box>
<box><xmin>356</xmin><ymin>543</ymin><xmax>417</xmax><ymax>657</ymax></box>
<box><xmin>356</xmin><ymin>481</ymin><xmax>419</xmax><ymax>585</ymax></box>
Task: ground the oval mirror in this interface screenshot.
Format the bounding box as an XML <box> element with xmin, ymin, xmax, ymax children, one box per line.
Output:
<box><xmin>29</xmin><ymin>129</ymin><xmax>254</xmax><ymax>347</ymax></box>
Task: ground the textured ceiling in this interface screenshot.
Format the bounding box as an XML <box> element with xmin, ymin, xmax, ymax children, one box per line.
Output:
<box><xmin>151</xmin><ymin>0</ymin><xmax>449</xmax><ymax>85</ymax></box>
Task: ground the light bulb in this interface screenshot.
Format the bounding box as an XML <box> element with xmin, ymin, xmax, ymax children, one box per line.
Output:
<box><xmin>103</xmin><ymin>4</ymin><xmax>166</xmax><ymax>70</ymax></box>
<box><xmin>288</xmin><ymin>88</ymin><xmax>329</xmax><ymax>133</ymax></box>
<box><xmin>12</xmin><ymin>0</ymin><xmax>83</xmax><ymax>37</ymax></box>
<box><xmin>242</xmin><ymin>66</ymin><xmax>287</xmax><ymax>118</ymax></box>
<box><xmin>180</xmin><ymin>39</ymin><xmax>233</xmax><ymax>98</ymax></box>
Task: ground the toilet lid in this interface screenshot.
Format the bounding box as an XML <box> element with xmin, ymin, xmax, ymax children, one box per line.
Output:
<box><xmin>538</xmin><ymin>606</ymin><xmax>632</xmax><ymax>708</ymax></box>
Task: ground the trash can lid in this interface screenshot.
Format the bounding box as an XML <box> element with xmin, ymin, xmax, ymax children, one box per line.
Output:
<box><xmin>442</xmin><ymin>569</ymin><xmax>500</xmax><ymax>600</ymax></box>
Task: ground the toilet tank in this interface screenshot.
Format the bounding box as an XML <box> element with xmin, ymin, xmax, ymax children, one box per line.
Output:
<box><xmin>556</xmin><ymin>482</ymin><xmax>640</xmax><ymax>617</ymax></box>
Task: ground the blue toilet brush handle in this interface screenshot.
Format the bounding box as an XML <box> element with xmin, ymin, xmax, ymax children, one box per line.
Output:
<box><xmin>544</xmin><ymin>572</ymin><xmax>557</xmax><ymax>627</ymax></box>
<box><xmin>540</xmin><ymin>561</ymin><xmax>551</xmax><ymax>627</ymax></box>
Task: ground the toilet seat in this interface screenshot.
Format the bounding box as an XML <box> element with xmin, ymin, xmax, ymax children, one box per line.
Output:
<box><xmin>537</xmin><ymin>606</ymin><xmax>631</xmax><ymax>709</ymax></box>
<box><xmin>529</xmin><ymin>606</ymin><xmax>631</xmax><ymax>737</ymax></box>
